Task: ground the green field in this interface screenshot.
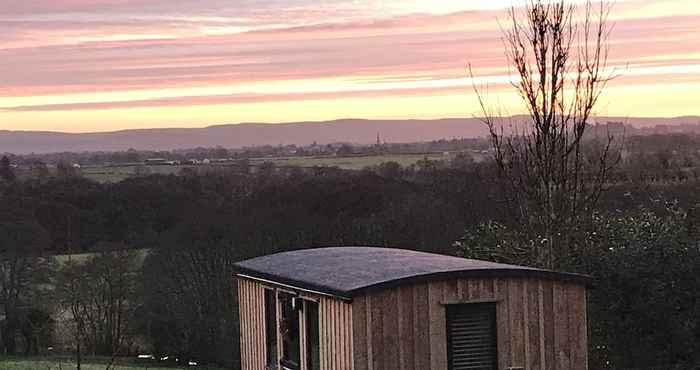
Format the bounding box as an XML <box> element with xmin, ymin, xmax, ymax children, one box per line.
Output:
<box><xmin>256</xmin><ymin>153</ymin><xmax>445</xmax><ymax>170</ymax></box>
<box><xmin>76</xmin><ymin>153</ymin><xmax>449</xmax><ymax>182</ymax></box>
<box><xmin>0</xmin><ymin>356</ymin><xmax>223</xmax><ymax>370</ymax></box>
<box><xmin>53</xmin><ymin>249</ymin><xmax>150</xmax><ymax>266</ymax></box>
<box><xmin>80</xmin><ymin>164</ymin><xmax>184</xmax><ymax>183</ymax></box>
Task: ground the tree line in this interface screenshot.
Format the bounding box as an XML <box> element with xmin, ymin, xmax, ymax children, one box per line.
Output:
<box><xmin>0</xmin><ymin>150</ymin><xmax>699</xmax><ymax>368</ymax></box>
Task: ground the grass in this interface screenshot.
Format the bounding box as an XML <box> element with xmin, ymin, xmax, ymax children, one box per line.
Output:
<box><xmin>53</xmin><ymin>249</ymin><xmax>150</xmax><ymax>265</ymax></box>
<box><xmin>13</xmin><ymin>153</ymin><xmax>450</xmax><ymax>183</ymax></box>
<box><xmin>80</xmin><ymin>164</ymin><xmax>184</xmax><ymax>183</ymax></box>
<box><xmin>254</xmin><ymin>153</ymin><xmax>446</xmax><ymax>170</ymax></box>
<box><xmin>0</xmin><ymin>356</ymin><xmax>224</xmax><ymax>370</ymax></box>
<box><xmin>75</xmin><ymin>153</ymin><xmax>449</xmax><ymax>183</ymax></box>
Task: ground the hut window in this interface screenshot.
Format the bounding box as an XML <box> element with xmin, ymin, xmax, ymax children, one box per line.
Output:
<box><xmin>264</xmin><ymin>289</ymin><xmax>278</xmax><ymax>368</ymax></box>
<box><xmin>305</xmin><ymin>300</ymin><xmax>320</xmax><ymax>370</ymax></box>
<box><xmin>446</xmin><ymin>303</ymin><xmax>497</xmax><ymax>370</ymax></box>
<box><xmin>280</xmin><ymin>293</ymin><xmax>301</xmax><ymax>369</ymax></box>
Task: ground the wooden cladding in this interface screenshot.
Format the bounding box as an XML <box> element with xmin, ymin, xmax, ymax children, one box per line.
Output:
<box><xmin>238</xmin><ymin>278</ymin><xmax>267</xmax><ymax>370</ymax></box>
<box><xmin>319</xmin><ymin>298</ymin><xmax>354</xmax><ymax>370</ymax></box>
<box><xmin>351</xmin><ymin>278</ymin><xmax>587</xmax><ymax>370</ymax></box>
<box><xmin>239</xmin><ymin>276</ymin><xmax>588</xmax><ymax>370</ymax></box>
<box><xmin>237</xmin><ymin>277</ymin><xmax>354</xmax><ymax>370</ymax></box>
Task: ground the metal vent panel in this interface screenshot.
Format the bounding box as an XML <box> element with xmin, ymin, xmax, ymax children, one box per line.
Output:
<box><xmin>447</xmin><ymin>303</ymin><xmax>498</xmax><ymax>370</ymax></box>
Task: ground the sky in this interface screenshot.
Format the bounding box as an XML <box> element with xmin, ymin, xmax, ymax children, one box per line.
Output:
<box><xmin>1</xmin><ymin>0</ymin><xmax>700</xmax><ymax>132</ymax></box>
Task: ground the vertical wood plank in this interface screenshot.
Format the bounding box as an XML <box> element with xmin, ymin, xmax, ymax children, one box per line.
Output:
<box><xmin>399</xmin><ymin>286</ymin><xmax>415</xmax><ymax>370</ymax></box>
<box><xmin>495</xmin><ymin>278</ymin><xmax>510</xmax><ymax>370</ymax></box>
<box><xmin>353</xmin><ymin>297</ymin><xmax>368</xmax><ymax>370</ymax></box>
<box><xmin>397</xmin><ymin>288</ymin><xmax>405</xmax><ymax>370</ymax></box>
<box><xmin>256</xmin><ymin>284</ymin><xmax>263</xmax><ymax>370</ymax></box>
<box><xmin>300</xmin><ymin>300</ymin><xmax>307</xmax><ymax>370</ymax></box>
<box><xmin>527</xmin><ymin>280</ymin><xmax>542</xmax><ymax>370</ymax></box>
<box><xmin>370</xmin><ymin>293</ymin><xmax>383</xmax><ymax>370</ymax></box>
<box><xmin>251</xmin><ymin>283</ymin><xmax>257</xmax><ymax>370</ymax></box>
<box><xmin>413</xmin><ymin>284</ymin><xmax>430</xmax><ymax>370</ymax></box>
<box><xmin>428</xmin><ymin>282</ymin><xmax>446</xmax><ymax>370</ymax></box>
<box><xmin>472</xmin><ymin>279</ymin><xmax>484</xmax><ymax>300</ymax></box>
<box><xmin>553</xmin><ymin>282</ymin><xmax>571</xmax><ymax>370</ymax></box>
<box><xmin>467</xmin><ymin>279</ymin><xmax>476</xmax><ymax>300</ymax></box>
<box><xmin>246</xmin><ymin>281</ymin><xmax>253</xmax><ymax>370</ymax></box>
<box><xmin>457</xmin><ymin>279</ymin><xmax>466</xmax><ymax>299</ymax></box>
<box><xmin>348</xmin><ymin>302</ymin><xmax>355</xmax><ymax>370</ymax></box>
<box><xmin>366</xmin><ymin>294</ymin><xmax>374</xmax><ymax>370</ymax></box>
<box><xmin>569</xmin><ymin>285</ymin><xmax>587</xmax><ymax>370</ymax></box>
<box><xmin>382</xmin><ymin>290</ymin><xmax>399</xmax><ymax>370</ymax></box>
<box><xmin>481</xmin><ymin>278</ymin><xmax>495</xmax><ymax>299</ymax></box>
<box><xmin>509</xmin><ymin>279</ymin><xmax>525</xmax><ymax>368</ymax></box>
<box><xmin>336</xmin><ymin>300</ymin><xmax>341</xmax><ymax>370</ymax></box>
<box><xmin>523</xmin><ymin>280</ymin><xmax>530</xmax><ymax>370</ymax></box>
<box><xmin>444</xmin><ymin>280</ymin><xmax>459</xmax><ymax>302</ymax></box>
<box><xmin>320</xmin><ymin>299</ymin><xmax>327</xmax><ymax>370</ymax></box>
<box><xmin>344</xmin><ymin>301</ymin><xmax>350</xmax><ymax>370</ymax></box>
<box><xmin>582</xmin><ymin>289</ymin><xmax>589</xmax><ymax>370</ymax></box>
<box><xmin>542</xmin><ymin>280</ymin><xmax>555</xmax><ymax>370</ymax></box>
<box><xmin>538</xmin><ymin>280</ymin><xmax>546</xmax><ymax>370</ymax></box>
<box><xmin>237</xmin><ymin>281</ymin><xmax>246</xmax><ymax>370</ymax></box>
<box><xmin>333</xmin><ymin>301</ymin><xmax>345</xmax><ymax>370</ymax></box>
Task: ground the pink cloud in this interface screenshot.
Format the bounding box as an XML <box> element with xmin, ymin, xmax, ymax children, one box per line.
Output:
<box><xmin>2</xmin><ymin>1</ymin><xmax>699</xmax><ymax>116</ymax></box>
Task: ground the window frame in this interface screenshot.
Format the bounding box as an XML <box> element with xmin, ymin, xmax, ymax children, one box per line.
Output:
<box><xmin>279</xmin><ymin>292</ymin><xmax>302</xmax><ymax>370</ymax></box>
<box><xmin>264</xmin><ymin>288</ymin><xmax>278</xmax><ymax>369</ymax></box>
<box><xmin>304</xmin><ymin>299</ymin><xmax>320</xmax><ymax>370</ymax></box>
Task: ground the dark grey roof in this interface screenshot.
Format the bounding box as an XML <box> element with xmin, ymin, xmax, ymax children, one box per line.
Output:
<box><xmin>234</xmin><ymin>247</ymin><xmax>592</xmax><ymax>299</ymax></box>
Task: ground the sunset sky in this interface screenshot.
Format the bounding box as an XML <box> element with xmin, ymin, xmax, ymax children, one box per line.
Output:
<box><xmin>1</xmin><ymin>0</ymin><xmax>699</xmax><ymax>132</ymax></box>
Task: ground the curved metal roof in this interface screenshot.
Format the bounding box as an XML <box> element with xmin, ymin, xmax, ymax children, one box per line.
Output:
<box><xmin>234</xmin><ymin>247</ymin><xmax>592</xmax><ymax>299</ymax></box>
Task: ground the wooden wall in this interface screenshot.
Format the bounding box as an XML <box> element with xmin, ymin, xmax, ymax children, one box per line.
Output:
<box><xmin>237</xmin><ymin>277</ymin><xmax>355</xmax><ymax>370</ymax></box>
<box><xmin>319</xmin><ymin>297</ymin><xmax>354</xmax><ymax>370</ymax></box>
<box><xmin>351</xmin><ymin>278</ymin><xmax>588</xmax><ymax>370</ymax></box>
<box><xmin>238</xmin><ymin>278</ymin><xmax>267</xmax><ymax>370</ymax></box>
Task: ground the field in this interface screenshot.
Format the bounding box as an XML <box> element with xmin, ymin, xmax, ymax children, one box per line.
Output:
<box><xmin>75</xmin><ymin>153</ymin><xmax>449</xmax><ymax>183</ymax></box>
<box><xmin>80</xmin><ymin>164</ymin><xmax>185</xmax><ymax>183</ymax></box>
<box><xmin>0</xmin><ymin>356</ymin><xmax>224</xmax><ymax>370</ymax></box>
<box><xmin>258</xmin><ymin>153</ymin><xmax>446</xmax><ymax>170</ymax></box>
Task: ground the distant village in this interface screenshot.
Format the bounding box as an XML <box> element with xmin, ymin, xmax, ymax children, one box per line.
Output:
<box><xmin>3</xmin><ymin>120</ymin><xmax>700</xmax><ymax>172</ymax></box>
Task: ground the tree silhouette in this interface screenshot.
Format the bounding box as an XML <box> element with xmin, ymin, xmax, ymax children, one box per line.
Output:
<box><xmin>0</xmin><ymin>156</ymin><xmax>15</xmax><ymax>182</ymax></box>
<box><xmin>471</xmin><ymin>0</ymin><xmax>620</xmax><ymax>268</ymax></box>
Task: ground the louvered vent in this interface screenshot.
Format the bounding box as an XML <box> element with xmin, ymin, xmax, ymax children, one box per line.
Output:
<box><xmin>446</xmin><ymin>303</ymin><xmax>498</xmax><ymax>370</ymax></box>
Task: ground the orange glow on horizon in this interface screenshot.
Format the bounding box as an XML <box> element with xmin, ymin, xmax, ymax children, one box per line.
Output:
<box><xmin>1</xmin><ymin>0</ymin><xmax>699</xmax><ymax>132</ymax></box>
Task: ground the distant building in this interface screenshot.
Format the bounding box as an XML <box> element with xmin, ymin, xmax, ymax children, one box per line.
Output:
<box><xmin>144</xmin><ymin>158</ymin><xmax>168</xmax><ymax>165</ymax></box>
<box><xmin>144</xmin><ymin>158</ymin><xmax>178</xmax><ymax>165</ymax></box>
<box><xmin>235</xmin><ymin>247</ymin><xmax>591</xmax><ymax>370</ymax></box>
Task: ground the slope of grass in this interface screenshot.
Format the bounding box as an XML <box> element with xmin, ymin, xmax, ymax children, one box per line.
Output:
<box><xmin>0</xmin><ymin>356</ymin><xmax>224</xmax><ymax>370</ymax></box>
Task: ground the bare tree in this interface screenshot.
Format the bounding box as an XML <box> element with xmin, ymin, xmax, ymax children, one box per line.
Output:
<box><xmin>56</xmin><ymin>250</ymin><xmax>140</xmax><ymax>370</ymax></box>
<box><xmin>0</xmin><ymin>197</ymin><xmax>52</xmax><ymax>355</ymax></box>
<box><xmin>57</xmin><ymin>260</ymin><xmax>87</xmax><ymax>370</ymax></box>
<box><xmin>472</xmin><ymin>0</ymin><xmax>620</xmax><ymax>269</ymax></box>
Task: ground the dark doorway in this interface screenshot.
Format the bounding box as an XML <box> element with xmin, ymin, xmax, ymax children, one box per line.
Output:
<box><xmin>279</xmin><ymin>293</ymin><xmax>300</xmax><ymax>370</ymax></box>
<box><xmin>305</xmin><ymin>300</ymin><xmax>320</xmax><ymax>370</ymax></box>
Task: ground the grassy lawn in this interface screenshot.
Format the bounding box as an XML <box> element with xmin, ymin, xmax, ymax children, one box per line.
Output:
<box><xmin>0</xmin><ymin>356</ymin><xmax>224</xmax><ymax>370</ymax></box>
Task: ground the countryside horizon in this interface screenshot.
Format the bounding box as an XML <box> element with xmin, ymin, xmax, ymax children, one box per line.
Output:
<box><xmin>2</xmin><ymin>0</ymin><xmax>700</xmax><ymax>132</ymax></box>
<box><xmin>2</xmin><ymin>1</ymin><xmax>700</xmax><ymax>369</ymax></box>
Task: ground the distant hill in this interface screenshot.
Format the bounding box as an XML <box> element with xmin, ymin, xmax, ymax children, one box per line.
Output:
<box><xmin>1</xmin><ymin>116</ymin><xmax>698</xmax><ymax>154</ymax></box>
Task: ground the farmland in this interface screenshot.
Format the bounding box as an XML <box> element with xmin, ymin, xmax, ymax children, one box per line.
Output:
<box><xmin>76</xmin><ymin>153</ymin><xmax>450</xmax><ymax>183</ymax></box>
